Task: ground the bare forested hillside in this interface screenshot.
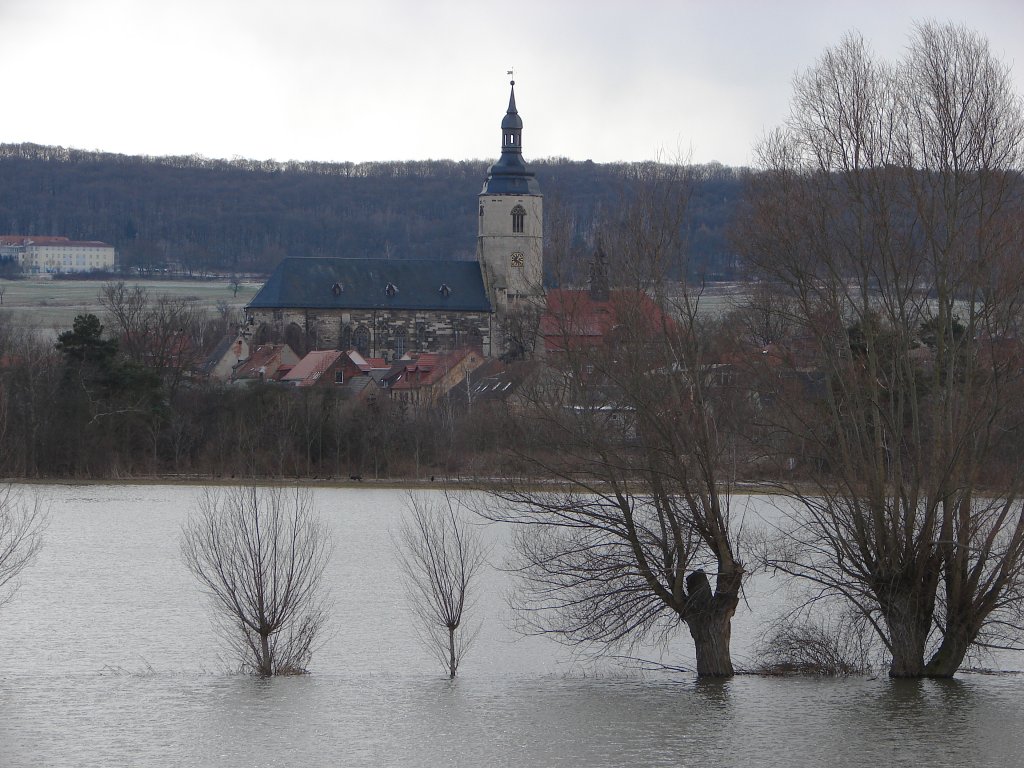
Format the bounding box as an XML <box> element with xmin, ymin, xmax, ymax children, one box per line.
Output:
<box><xmin>0</xmin><ymin>144</ymin><xmax>743</xmax><ymax>279</ymax></box>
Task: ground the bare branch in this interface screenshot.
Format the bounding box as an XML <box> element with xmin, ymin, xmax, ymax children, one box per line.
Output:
<box><xmin>0</xmin><ymin>487</ymin><xmax>47</xmax><ymax>609</ymax></box>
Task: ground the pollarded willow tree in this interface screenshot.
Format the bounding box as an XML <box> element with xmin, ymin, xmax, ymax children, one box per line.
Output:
<box><xmin>181</xmin><ymin>485</ymin><xmax>332</xmax><ymax>676</ymax></box>
<box><xmin>485</xmin><ymin>162</ymin><xmax>748</xmax><ymax>677</ymax></box>
<box><xmin>740</xmin><ymin>22</ymin><xmax>1024</xmax><ymax>677</ymax></box>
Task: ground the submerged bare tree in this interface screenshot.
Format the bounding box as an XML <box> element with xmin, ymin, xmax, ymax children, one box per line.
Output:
<box><xmin>741</xmin><ymin>23</ymin><xmax>1024</xmax><ymax>677</ymax></box>
<box><xmin>0</xmin><ymin>488</ymin><xmax>46</xmax><ymax>608</ymax></box>
<box><xmin>394</xmin><ymin>495</ymin><xmax>487</xmax><ymax>678</ymax></box>
<box><xmin>486</xmin><ymin>161</ymin><xmax>748</xmax><ymax>677</ymax></box>
<box><xmin>181</xmin><ymin>485</ymin><xmax>332</xmax><ymax>676</ymax></box>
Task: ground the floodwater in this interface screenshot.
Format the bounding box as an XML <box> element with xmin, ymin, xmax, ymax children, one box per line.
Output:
<box><xmin>0</xmin><ymin>485</ymin><xmax>1021</xmax><ymax>767</ymax></box>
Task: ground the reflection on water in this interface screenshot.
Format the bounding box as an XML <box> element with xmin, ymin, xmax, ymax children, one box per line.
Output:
<box><xmin>0</xmin><ymin>485</ymin><xmax>1021</xmax><ymax>767</ymax></box>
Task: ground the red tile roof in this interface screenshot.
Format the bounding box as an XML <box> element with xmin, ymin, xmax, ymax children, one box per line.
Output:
<box><xmin>542</xmin><ymin>289</ymin><xmax>674</xmax><ymax>353</ymax></box>
<box><xmin>233</xmin><ymin>343</ymin><xmax>294</xmax><ymax>380</ymax></box>
<box><xmin>386</xmin><ymin>349</ymin><xmax>478</xmax><ymax>391</ymax></box>
<box><xmin>343</xmin><ymin>351</ymin><xmax>389</xmax><ymax>372</ymax></box>
<box><xmin>284</xmin><ymin>350</ymin><xmax>343</xmax><ymax>387</ymax></box>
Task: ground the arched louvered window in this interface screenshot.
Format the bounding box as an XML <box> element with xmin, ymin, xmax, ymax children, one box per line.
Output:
<box><xmin>511</xmin><ymin>204</ymin><xmax>526</xmax><ymax>234</ymax></box>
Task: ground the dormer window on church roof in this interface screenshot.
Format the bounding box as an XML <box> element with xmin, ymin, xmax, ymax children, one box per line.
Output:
<box><xmin>384</xmin><ymin>282</ymin><xmax>398</xmax><ymax>297</ymax></box>
<box><xmin>439</xmin><ymin>283</ymin><xmax>452</xmax><ymax>297</ymax></box>
<box><xmin>331</xmin><ymin>282</ymin><xmax>343</xmax><ymax>296</ymax></box>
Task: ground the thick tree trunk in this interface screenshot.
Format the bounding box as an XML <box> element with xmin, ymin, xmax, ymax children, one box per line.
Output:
<box><xmin>883</xmin><ymin>595</ymin><xmax>932</xmax><ymax>678</ymax></box>
<box><xmin>924</xmin><ymin>624</ymin><xmax>971</xmax><ymax>678</ymax></box>
<box><xmin>683</xmin><ymin>570</ymin><xmax>738</xmax><ymax>677</ymax></box>
<box><xmin>259</xmin><ymin>632</ymin><xmax>273</xmax><ymax>676</ymax></box>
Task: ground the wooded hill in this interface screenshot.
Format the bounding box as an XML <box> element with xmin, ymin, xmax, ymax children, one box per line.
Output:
<box><xmin>0</xmin><ymin>144</ymin><xmax>744</xmax><ymax>280</ymax></box>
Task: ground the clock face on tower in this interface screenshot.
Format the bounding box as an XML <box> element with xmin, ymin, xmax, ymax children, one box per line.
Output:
<box><xmin>510</xmin><ymin>252</ymin><xmax>525</xmax><ymax>268</ymax></box>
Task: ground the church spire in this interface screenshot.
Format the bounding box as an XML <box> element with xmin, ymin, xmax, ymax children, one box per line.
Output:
<box><xmin>501</xmin><ymin>80</ymin><xmax>523</xmax><ymax>156</ymax></box>
<box><xmin>482</xmin><ymin>78</ymin><xmax>539</xmax><ymax>195</ymax></box>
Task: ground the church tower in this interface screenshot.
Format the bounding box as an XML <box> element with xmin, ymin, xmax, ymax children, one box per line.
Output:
<box><xmin>478</xmin><ymin>80</ymin><xmax>544</xmax><ymax>318</ymax></box>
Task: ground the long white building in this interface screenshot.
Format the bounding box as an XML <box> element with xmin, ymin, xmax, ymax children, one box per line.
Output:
<box><xmin>0</xmin><ymin>236</ymin><xmax>117</xmax><ymax>274</ymax></box>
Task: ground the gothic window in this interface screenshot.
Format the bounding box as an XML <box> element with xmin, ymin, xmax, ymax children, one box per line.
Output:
<box><xmin>452</xmin><ymin>321</ymin><xmax>472</xmax><ymax>351</ymax></box>
<box><xmin>339</xmin><ymin>324</ymin><xmax>352</xmax><ymax>351</ymax></box>
<box><xmin>416</xmin><ymin>321</ymin><xmax>427</xmax><ymax>349</ymax></box>
<box><xmin>284</xmin><ymin>322</ymin><xmax>307</xmax><ymax>357</ymax></box>
<box><xmin>394</xmin><ymin>327</ymin><xmax>407</xmax><ymax>357</ymax></box>
<box><xmin>353</xmin><ymin>325</ymin><xmax>370</xmax><ymax>355</ymax></box>
<box><xmin>511</xmin><ymin>204</ymin><xmax>526</xmax><ymax>233</ymax></box>
<box><xmin>252</xmin><ymin>323</ymin><xmax>271</xmax><ymax>346</ymax></box>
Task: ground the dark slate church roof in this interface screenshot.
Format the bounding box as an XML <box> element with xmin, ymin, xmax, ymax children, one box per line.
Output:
<box><xmin>248</xmin><ymin>257</ymin><xmax>492</xmax><ymax>313</ymax></box>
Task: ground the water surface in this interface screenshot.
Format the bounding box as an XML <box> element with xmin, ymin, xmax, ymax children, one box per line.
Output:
<box><xmin>0</xmin><ymin>485</ymin><xmax>1020</xmax><ymax>767</ymax></box>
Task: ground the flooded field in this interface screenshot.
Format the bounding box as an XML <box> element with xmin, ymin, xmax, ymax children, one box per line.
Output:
<box><xmin>0</xmin><ymin>484</ymin><xmax>1020</xmax><ymax>767</ymax></box>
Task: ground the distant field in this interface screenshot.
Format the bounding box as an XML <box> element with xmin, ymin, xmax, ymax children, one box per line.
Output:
<box><xmin>0</xmin><ymin>276</ymin><xmax>746</xmax><ymax>341</ymax></box>
<box><xmin>0</xmin><ymin>278</ymin><xmax>261</xmax><ymax>337</ymax></box>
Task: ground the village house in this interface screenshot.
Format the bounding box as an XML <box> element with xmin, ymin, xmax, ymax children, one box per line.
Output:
<box><xmin>383</xmin><ymin>348</ymin><xmax>485</xmax><ymax>407</ymax></box>
<box><xmin>541</xmin><ymin>250</ymin><xmax>676</xmax><ymax>359</ymax></box>
<box><xmin>282</xmin><ymin>349</ymin><xmax>344</xmax><ymax>388</ymax></box>
<box><xmin>256</xmin><ymin>348</ymin><xmax>389</xmax><ymax>401</ymax></box>
<box><xmin>231</xmin><ymin>343</ymin><xmax>299</xmax><ymax>384</ymax></box>
<box><xmin>280</xmin><ymin>348</ymin><xmax>387</xmax><ymax>390</ymax></box>
<box><xmin>327</xmin><ymin>350</ymin><xmax>388</xmax><ymax>394</ymax></box>
<box><xmin>196</xmin><ymin>335</ymin><xmax>249</xmax><ymax>382</ymax></box>
<box><xmin>454</xmin><ymin>357</ymin><xmax>534</xmax><ymax>413</ymax></box>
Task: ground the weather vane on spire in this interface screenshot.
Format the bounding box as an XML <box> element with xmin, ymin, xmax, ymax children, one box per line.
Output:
<box><xmin>507</xmin><ymin>68</ymin><xmax>515</xmax><ymax>85</ymax></box>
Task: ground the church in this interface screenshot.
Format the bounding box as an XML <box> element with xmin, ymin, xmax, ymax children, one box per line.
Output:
<box><xmin>244</xmin><ymin>81</ymin><xmax>544</xmax><ymax>360</ymax></box>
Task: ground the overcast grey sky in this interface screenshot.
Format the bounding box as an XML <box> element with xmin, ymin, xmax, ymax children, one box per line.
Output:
<box><xmin>3</xmin><ymin>0</ymin><xmax>1022</xmax><ymax>167</ymax></box>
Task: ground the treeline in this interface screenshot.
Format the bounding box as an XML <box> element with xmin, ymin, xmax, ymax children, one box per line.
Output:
<box><xmin>0</xmin><ymin>144</ymin><xmax>743</xmax><ymax>280</ymax></box>
<box><xmin>0</xmin><ymin>308</ymin><xmax>526</xmax><ymax>480</ymax></box>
